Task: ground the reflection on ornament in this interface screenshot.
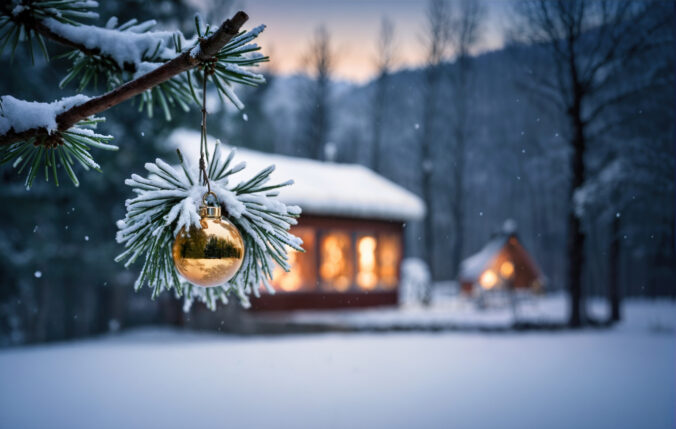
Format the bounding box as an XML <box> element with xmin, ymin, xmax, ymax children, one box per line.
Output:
<box><xmin>172</xmin><ymin>193</ymin><xmax>245</xmax><ymax>287</ymax></box>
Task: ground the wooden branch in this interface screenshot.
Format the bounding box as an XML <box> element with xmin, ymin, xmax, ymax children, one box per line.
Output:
<box><xmin>0</xmin><ymin>11</ymin><xmax>249</xmax><ymax>147</ymax></box>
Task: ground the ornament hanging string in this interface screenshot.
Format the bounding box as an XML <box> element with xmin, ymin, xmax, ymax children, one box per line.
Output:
<box><xmin>199</xmin><ymin>65</ymin><xmax>213</xmax><ymax>194</ymax></box>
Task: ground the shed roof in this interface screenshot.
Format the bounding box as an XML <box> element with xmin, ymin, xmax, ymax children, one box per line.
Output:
<box><xmin>168</xmin><ymin>129</ymin><xmax>425</xmax><ymax>221</ymax></box>
<box><xmin>459</xmin><ymin>234</ymin><xmax>511</xmax><ymax>282</ymax></box>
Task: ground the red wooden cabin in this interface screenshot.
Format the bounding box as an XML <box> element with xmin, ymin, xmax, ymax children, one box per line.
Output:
<box><xmin>174</xmin><ymin>134</ymin><xmax>425</xmax><ymax>311</ymax></box>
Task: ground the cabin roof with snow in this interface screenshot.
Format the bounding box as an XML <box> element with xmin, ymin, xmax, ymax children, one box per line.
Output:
<box><xmin>168</xmin><ymin>129</ymin><xmax>425</xmax><ymax>222</ymax></box>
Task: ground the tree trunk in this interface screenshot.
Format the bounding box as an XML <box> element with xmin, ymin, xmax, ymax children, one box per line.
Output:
<box><xmin>567</xmin><ymin>97</ymin><xmax>586</xmax><ymax>327</ymax></box>
<box><xmin>609</xmin><ymin>214</ymin><xmax>621</xmax><ymax>323</ymax></box>
<box><xmin>421</xmin><ymin>150</ymin><xmax>434</xmax><ymax>305</ymax></box>
<box><xmin>450</xmin><ymin>59</ymin><xmax>469</xmax><ymax>279</ymax></box>
<box><xmin>420</xmin><ymin>65</ymin><xmax>442</xmax><ymax>304</ymax></box>
<box><xmin>371</xmin><ymin>73</ymin><xmax>387</xmax><ymax>174</ymax></box>
<box><xmin>451</xmin><ymin>131</ymin><xmax>465</xmax><ymax>278</ymax></box>
<box><xmin>313</xmin><ymin>77</ymin><xmax>329</xmax><ymax>161</ymax></box>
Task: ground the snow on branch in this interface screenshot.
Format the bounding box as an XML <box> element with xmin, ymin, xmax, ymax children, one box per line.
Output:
<box><xmin>43</xmin><ymin>18</ymin><xmax>177</xmax><ymax>71</ymax></box>
<box><xmin>0</xmin><ymin>94</ymin><xmax>90</xmax><ymax>136</ymax></box>
<box><xmin>0</xmin><ymin>10</ymin><xmax>251</xmax><ymax>148</ymax></box>
<box><xmin>0</xmin><ymin>5</ymin><xmax>267</xmax><ymax>190</ymax></box>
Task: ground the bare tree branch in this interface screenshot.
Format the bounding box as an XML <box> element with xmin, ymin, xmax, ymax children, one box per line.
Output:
<box><xmin>298</xmin><ymin>26</ymin><xmax>335</xmax><ymax>160</ymax></box>
<box><xmin>371</xmin><ymin>16</ymin><xmax>396</xmax><ymax>173</ymax></box>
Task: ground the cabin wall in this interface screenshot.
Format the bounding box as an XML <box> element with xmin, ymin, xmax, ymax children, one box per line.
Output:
<box><xmin>252</xmin><ymin>214</ymin><xmax>406</xmax><ymax>310</ymax></box>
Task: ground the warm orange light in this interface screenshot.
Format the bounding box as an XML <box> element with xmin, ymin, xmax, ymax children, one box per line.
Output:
<box><xmin>273</xmin><ymin>248</ymin><xmax>303</xmax><ymax>291</ymax></box>
<box><xmin>357</xmin><ymin>236</ymin><xmax>378</xmax><ymax>290</ymax></box>
<box><xmin>479</xmin><ymin>270</ymin><xmax>498</xmax><ymax>289</ymax></box>
<box><xmin>500</xmin><ymin>261</ymin><xmax>514</xmax><ymax>278</ymax></box>
<box><xmin>320</xmin><ymin>232</ymin><xmax>352</xmax><ymax>291</ymax></box>
<box><xmin>270</xmin><ymin>227</ymin><xmax>316</xmax><ymax>293</ymax></box>
<box><xmin>378</xmin><ymin>234</ymin><xmax>400</xmax><ymax>289</ymax></box>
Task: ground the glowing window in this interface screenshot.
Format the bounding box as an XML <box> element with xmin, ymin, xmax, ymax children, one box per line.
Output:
<box><xmin>479</xmin><ymin>270</ymin><xmax>498</xmax><ymax>289</ymax></box>
<box><xmin>271</xmin><ymin>227</ymin><xmax>316</xmax><ymax>292</ymax></box>
<box><xmin>500</xmin><ymin>261</ymin><xmax>514</xmax><ymax>278</ymax></box>
<box><xmin>356</xmin><ymin>235</ymin><xmax>378</xmax><ymax>290</ymax></box>
<box><xmin>378</xmin><ymin>233</ymin><xmax>400</xmax><ymax>289</ymax></box>
<box><xmin>319</xmin><ymin>231</ymin><xmax>354</xmax><ymax>291</ymax></box>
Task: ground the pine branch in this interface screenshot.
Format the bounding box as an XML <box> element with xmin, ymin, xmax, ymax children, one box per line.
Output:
<box><xmin>116</xmin><ymin>142</ymin><xmax>302</xmax><ymax>310</ymax></box>
<box><xmin>0</xmin><ymin>10</ymin><xmax>249</xmax><ymax>148</ymax></box>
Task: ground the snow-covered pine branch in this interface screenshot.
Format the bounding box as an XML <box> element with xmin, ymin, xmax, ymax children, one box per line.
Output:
<box><xmin>115</xmin><ymin>140</ymin><xmax>302</xmax><ymax>311</ymax></box>
<box><xmin>0</xmin><ymin>94</ymin><xmax>117</xmax><ymax>188</ymax></box>
<box><xmin>0</xmin><ymin>2</ymin><xmax>268</xmax><ymax>188</ymax></box>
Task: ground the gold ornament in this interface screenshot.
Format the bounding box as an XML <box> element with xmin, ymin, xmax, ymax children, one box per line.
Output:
<box><xmin>172</xmin><ymin>192</ymin><xmax>245</xmax><ymax>287</ymax></box>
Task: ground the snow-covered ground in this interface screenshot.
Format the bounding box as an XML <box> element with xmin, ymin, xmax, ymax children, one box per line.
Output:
<box><xmin>266</xmin><ymin>292</ymin><xmax>675</xmax><ymax>331</ymax></box>
<box><xmin>0</xmin><ymin>299</ymin><xmax>674</xmax><ymax>429</ymax></box>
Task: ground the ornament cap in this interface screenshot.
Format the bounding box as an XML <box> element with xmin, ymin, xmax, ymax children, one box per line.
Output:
<box><xmin>200</xmin><ymin>191</ymin><xmax>221</xmax><ymax>218</ymax></box>
<box><xmin>199</xmin><ymin>205</ymin><xmax>221</xmax><ymax>218</ymax></box>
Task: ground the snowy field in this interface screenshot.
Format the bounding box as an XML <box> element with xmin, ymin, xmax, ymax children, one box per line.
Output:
<box><xmin>0</xmin><ymin>300</ymin><xmax>674</xmax><ymax>429</ymax></box>
<box><xmin>267</xmin><ymin>291</ymin><xmax>675</xmax><ymax>331</ymax></box>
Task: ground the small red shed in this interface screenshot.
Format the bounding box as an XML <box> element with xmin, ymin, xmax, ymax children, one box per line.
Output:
<box><xmin>459</xmin><ymin>221</ymin><xmax>544</xmax><ymax>295</ymax></box>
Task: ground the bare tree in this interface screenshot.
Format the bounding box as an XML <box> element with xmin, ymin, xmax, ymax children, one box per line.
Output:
<box><xmin>447</xmin><ymin>0</ymin><xmax>485</xmax><ymax>279</ymax></box>
<box><xmin>608</xmin><ymin>213</ymin><xmax>621</xmax><ymax>322</ymax></box>
<box><xmin>298</xmin><ymin>26</ymin><xmax>335</xmax><ymax>160</ymax></box>
<box><xmin>419</xmin><ymin>0</ymin><xmax>451</xmax><ymax>303</ymax></box>
<box><xmin>371</xmin><ymin>17</ymin><xmax>396</xmax><ymax>174</ymax></box>
<box><xmin>513</xmin><ymin>0</ymin><xmax>672</xmax><ymax>326</ymax></box>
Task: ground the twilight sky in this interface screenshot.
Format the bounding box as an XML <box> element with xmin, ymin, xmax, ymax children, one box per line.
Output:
<box><xmin>230</xmin><ymin>0</ymin><xmax>513</xmax><ymax>83</ymax></box>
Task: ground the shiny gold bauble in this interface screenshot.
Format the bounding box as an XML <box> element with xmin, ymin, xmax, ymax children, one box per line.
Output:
<box><xmin>172</xmin><ymin>194</ymin><xmax>245</xmax><ymax>287</ymax></box>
